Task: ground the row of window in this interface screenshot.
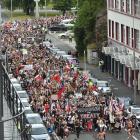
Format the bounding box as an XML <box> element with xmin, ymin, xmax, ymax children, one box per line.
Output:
<box><xmin>108</xmin><ymin>20</ymin><xmax>140</xmax><ymax>49</ymax></box>
<box><xmin>108</xmin><ymin>0</ymin><xmax>140</xmax><ymax>17</ymax></box>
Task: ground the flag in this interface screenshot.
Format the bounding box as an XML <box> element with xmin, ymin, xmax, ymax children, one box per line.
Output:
<box><xmin>57</xmin><ymin>86</ymin><xmax>65</xmax><ymax>99</ymax></box>
<box><xmin>52</xmin><ymin>74</ymin><xmax>61</xmax><ymax>83</ymax></box>
<box><xmin>34</xmin><ymin>74</ymin><xmax>43</xmax><ymax>81</ymax></box>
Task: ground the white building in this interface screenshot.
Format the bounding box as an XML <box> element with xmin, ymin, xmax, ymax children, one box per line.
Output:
<box><xmin>102</xmin><ymin>0</ymin><xmax>140</xmax><ymax>89</ymax></box>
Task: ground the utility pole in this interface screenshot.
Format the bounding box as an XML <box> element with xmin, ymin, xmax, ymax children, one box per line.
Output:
<box><xmin>0</xmin><ymin>3</ymin><xmax>2</xmax><ymax>24</ymax></box>
<box><xmin>45</xmin><ymin>0</ymin><xmax>47</xmax><ymax>17</ymax></box>
<box><xmin>0</xmin><ymin>19</ymin><xmax>4</xmax><ymax>140</ymax></box>
<box><xmin>11</xmin><ymin>0</ymin><xmax>13</xmax><ymax>19</ymax></box>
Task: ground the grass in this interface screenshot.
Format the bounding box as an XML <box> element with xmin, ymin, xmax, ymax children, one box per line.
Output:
<box><xmin>3</xmin><ymin>10</ymin><xmax>61</xmax><ymax>21</ymax></box>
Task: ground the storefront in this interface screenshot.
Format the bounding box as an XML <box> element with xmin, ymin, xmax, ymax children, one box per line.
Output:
<box><xmin>102</xmin><ymin>46</ymin><xmax>140</xmax><ymax>88</ymax></box>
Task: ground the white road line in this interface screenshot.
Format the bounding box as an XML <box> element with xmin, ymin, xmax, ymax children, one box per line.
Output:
<box><xmin>124</xmin><ymin>129</ymin><xmax>138</xmax><ymax>140</ymax></box>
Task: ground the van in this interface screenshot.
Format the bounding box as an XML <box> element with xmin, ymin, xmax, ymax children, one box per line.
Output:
<box><xmin>67</xmin><ymin>57</ymin><xmax>79</xmax><ymax>66</ymax></box>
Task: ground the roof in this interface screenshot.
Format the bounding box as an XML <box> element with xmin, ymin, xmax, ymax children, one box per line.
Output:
<box><xmin>26</xmin><ymin>113</ymin><xmax>40</xmax><ymax>118</ymax></box>
<box><xmin>31</xmin><ymin>124</ymin><xmax>45</xmax><ymax>128</ymax></box>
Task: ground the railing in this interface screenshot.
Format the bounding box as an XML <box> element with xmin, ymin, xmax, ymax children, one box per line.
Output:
<box><xmin>0</xmin><ymin>59</ymin><xmax>29</xmax><ymax>140</ymax></box>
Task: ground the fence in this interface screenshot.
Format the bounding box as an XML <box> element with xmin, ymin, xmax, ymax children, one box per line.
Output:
<box><xmin>0</xmin><ymin>58</ymin><xmax>30</xmax><ymax>140</ymax></box>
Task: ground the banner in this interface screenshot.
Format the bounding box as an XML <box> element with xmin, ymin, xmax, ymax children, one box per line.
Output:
<box><xmin>77</xmin><ymin>106</ymin><xmax>102</xmax><ymax>119</ymax></box>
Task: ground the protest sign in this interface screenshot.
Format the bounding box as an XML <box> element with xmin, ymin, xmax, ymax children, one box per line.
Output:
<box><xmin>77</xmin><ymin>105</ymin><xmax>102</xmax><ymax>119</ymax></box>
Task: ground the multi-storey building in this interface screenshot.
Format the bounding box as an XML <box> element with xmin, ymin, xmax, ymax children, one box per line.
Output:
<box><xmin>102</xmin><ymin>0</ymin><xmax>140</xmax><ymax>89</ymax></box>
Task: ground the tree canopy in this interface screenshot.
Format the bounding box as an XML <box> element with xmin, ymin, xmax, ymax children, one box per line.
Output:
<box><xmin>74</xmin><ymin>0</ymin><xmax>107</xmax><ymax>55</ymax></box>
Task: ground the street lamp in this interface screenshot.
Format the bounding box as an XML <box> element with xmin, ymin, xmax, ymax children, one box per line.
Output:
<box><xmin>0</xmin><ymin>3</ymin><xmax>2</xmax><ymax>24</ymax></box>
<box><xmin>45</xmin><ymin>0</ymin><xmax>47</xmax><ymax>17</ymax></box>
<box><xmin>11</xmin><ymin>0</ymin><xmax>13</xmax><ymax>19</ymax></box>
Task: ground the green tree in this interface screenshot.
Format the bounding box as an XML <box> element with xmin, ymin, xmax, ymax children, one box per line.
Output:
<box><xmin>74</xmin><ymin>0</ymin><xmax>106</xmax><ymax>55</ymax></box>
<box><xmin>53</xmin><ymin>0</ymin><xmax>73</xmax><ymax>15</ymax></box>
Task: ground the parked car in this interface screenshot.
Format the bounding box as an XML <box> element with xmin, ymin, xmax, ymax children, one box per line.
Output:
<box><xmin>49</xmin><ymin>47</ymin><xmax>60</xmax><ymax>54</ymax></box>
<box><xmin>126</xmin><ymin>105</ymin><xmax>140</xmax><ymax>119</ymax></box>
<box><xmin>67</xmin><ymin>57</ymin><xmax>79</xmax><ymax>66</ymax></box>
<box><xmin>29</xmin><ymin>124</ymin><xmax>51</xmax><ymax>140</ymax></box>
<box><xmin>48</xmin><ymin>25</ymin><xmax>67</xmax><ymax>32</ymax></box>
<box><xmin>55</xmin><ymin>51</ymin><xmax>67</xmax><ymax>58</ymax></box>
<box><xmin>58</xmin><ymin>30</ymin><xmax>74</xmax><ymax>39</ymax></box>
<box><xmin>62</xmin><ymin>54</ymin><xmax>73</xmax><ymax>60</ymax></box>
<box><xmin>12</xmin><ymin>83</ymin><xmax>23</xmax><ymax>91</ymax></box>
<box><xmin>96</xmin><ymin>80</ymin><xmax>111</xmax><ymax>94</ymax></box>
<box><xmin>117</xmin><ymin>97</ymin><xmax>134</xmax><ymax>110</ymax></box>
<box><xmin>17</xmin><ymin>90</ymin><xmax>29</xmax><ymax>101</ymax></box>
<box><xmin>10</xmin><ymin>78</ymin><xmax>20</xmax><ymax>84</ymax></box>
<box><xmin>25</xmin><ymin>113</ymin><xmax>43</xmax><ymax>124</ymax></box>
<box><xmin>18</xmin><ymin>99</ymin><xmax>31</xmax><ymax>111</ymax></box>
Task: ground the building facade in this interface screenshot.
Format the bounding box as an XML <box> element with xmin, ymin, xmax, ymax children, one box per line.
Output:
<box><xmin>102</xmin><ymin>0</ymin><xmax>140</xmax><ymax>89</ymax></box>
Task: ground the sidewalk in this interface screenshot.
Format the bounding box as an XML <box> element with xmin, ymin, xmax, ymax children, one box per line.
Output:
<box><xmin>3</xmin><ymin>97</ymin><xmax>21</xmax><ymax>140</ymax></box>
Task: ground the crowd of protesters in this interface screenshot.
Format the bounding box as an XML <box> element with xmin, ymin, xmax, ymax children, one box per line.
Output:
<box><xmin>0</xmin><ymin>16</ymin><xmax>138</xmax><ymax>140</ymax></box>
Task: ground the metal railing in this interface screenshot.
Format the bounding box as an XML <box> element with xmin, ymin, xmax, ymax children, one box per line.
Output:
<box><xmin>0</xmin><ymin>59</ymin><xmax>29</xmax><ymax>140</ymax></box>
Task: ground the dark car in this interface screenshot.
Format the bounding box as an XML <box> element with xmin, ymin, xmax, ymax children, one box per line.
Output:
<box><xmin>48</xmin><ymin>25</ymin><xmax>68</xmax><ymax>32</ymax></box>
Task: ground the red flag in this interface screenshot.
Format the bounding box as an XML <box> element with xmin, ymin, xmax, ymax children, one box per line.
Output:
<box><xmin>57</xmin><ymin>86</ymin><xmax>65</xmax><ymax>99</ymax></box>
<box><xmin>52</xmin><ymin>74</ymin><xmax>61</xmax><ymax>83</ymax></box>
<box><xmin>34</xmin><ymin>74</ymin><xmax>43</xmax><ymax>81</ymax></box>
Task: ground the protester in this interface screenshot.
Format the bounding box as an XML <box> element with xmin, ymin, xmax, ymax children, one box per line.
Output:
<box><xmin>1</xmin><ymin>16</ymin><xmax>135</xmax><ymax>140</ymax></box>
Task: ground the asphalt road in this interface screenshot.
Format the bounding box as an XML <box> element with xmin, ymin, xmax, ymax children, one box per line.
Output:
<box><xmin>45</xmin><ymin>33</ymin><xmax>140</xmax><ymax>140</ymax></box>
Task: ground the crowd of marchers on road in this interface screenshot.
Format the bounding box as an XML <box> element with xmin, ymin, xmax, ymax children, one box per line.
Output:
<box><xmin>1</xmin><ymin>16</ymin><xmax>140</xmax><ymax>140</ymax></box>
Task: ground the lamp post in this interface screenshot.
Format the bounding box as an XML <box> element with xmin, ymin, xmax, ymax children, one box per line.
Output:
<box><xmin>11</xmin><ymin>0</ymin><xmax>13</xmax><ymax>19</ymax></box>
<box><xmin>34</xmin><ymin>0</ymin><xmax>40</xmax><ymax>18</ymax></box>
<box><xmin>0</xmin><ymin>3</ymin><xmax>2</xmax><ymax>24</ymax></box>
<box><xmin>45</xmin><ymin>0</ymin><xmax>47</xmax><ymax>17</ymax></box>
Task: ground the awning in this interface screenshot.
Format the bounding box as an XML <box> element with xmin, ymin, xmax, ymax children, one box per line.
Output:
<box><xmin>102</xmin><ymin>47</ymin><xmax>117</xmax><ymax>55</ymax></box>
<box><xmin>111</xmin><ymin>53</ymin><xmax>120</xmax><ymax>61</ymax></box>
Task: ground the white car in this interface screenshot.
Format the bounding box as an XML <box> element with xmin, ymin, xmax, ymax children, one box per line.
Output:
<box><xmin>62</xmin><ymin>54</ymin><xmax>73</xmax><ymax>60</ymax></box>
<box><xmin>13</xmin><ymin>83</ymin><xmax>23</xmax><ymax>91</ymax></box>
<box><xmin>30</xmin><ymin>124</ymin><xmax>51</xmax><ymax>140</ymax></box>
<box><xmin>17</xmin><ymin>90</ymin><xmax>29</xmax><ymax>101</ymax></box>
<box><xmin>10</xmin><ymin>78</ymin><xmax>20</xmax><ymax>84</ymax></box>
<box><xmin>49</xmin><ymin>47</ymin><xmax>60</xmax><ymax>54</ymax></box>
<box><xmin>127</xmin><ymin>105</ymin><xmax>140</xmax><ymax>119</ymax></box>
<box><xmin>96</xmin><ymin>81</ymin><xmax>111</xmax><ymax>94</ymax></box>
<box><xmin>58</xmin><ymin>30</ymin><xmax>74</xmax><ymax>39</ymax></box>
<box><xmin>55</xmin><ymin>51</ymin><xmax>67</xmax><ymax>58</ymax></box>
<box><xmin>25</xmin><ymin>113</ymin><xmax>43</xmax><ymax>124</ymax></box>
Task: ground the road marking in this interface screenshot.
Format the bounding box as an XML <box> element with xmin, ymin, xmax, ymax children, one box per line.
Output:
<box><xmin>124</xmin><ymin>129</ymin><xmax>138</xmax><ymax>140</ymax></box>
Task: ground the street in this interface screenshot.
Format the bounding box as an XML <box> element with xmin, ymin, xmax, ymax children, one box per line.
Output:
<box><xmin>45</xmin><ymin>33</ymin><xmax>140</xmax><ymax>140</ymax></box>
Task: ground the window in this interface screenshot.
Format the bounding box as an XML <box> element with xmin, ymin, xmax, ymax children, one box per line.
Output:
<box><xmin>135</xmin><ymin>0</ymin><xmax>140</xmax><ymax>16</ymax></box>
<box><xmin>121</xmin><ymin>0</ymin><xmax>125</xmax><ymax>12</ymax></box>
<box><xmin>134</xmin><ymin>29</ymin><xmax>140</xmax><ymax>49</ymax></box>
<box><xmin>121</xmin><ymin>24</ymin><xmax>125</xmax><ymax>43</ymax></box>
<box><xmin>108</xmin><ymin>0</ymin><xmax>111</xmax><ymax>8</ymax></box>
<box><xmin>126</xmin><ymin>26</ymin><xmax>130</xmax><ymax>46</ymax></box>
<box><xmin>126</xmin><ymin>0</ymin><xmax>130</xmax><ymax>14</ymax></box>
<box><xmin>131</xmin><ymin>28</ymin><xmax>134</xmax><ymax>48</ymax></box>
<box><xmin>115</xmin><ymin>22</ymin><xmax>119</xmax><ymax>41</ymax></box>
<box><xmin>112</xmin><ymin>21</ymin><xmax>114</xmax><ymax>38</ymax></box>
<box><xmin>112</xmin><ymin>0</ymin><xmax>114</xmax><ymax>9</ymax></box>
<box><xmin>115</xmin><ymin>0</ymin><xmax>119</xmax><ymax>10</ymax></box>
<box><xmin>109</xmin><ymin>20</ymin><xmax>111</xmax><ymax>37</ymax></box>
